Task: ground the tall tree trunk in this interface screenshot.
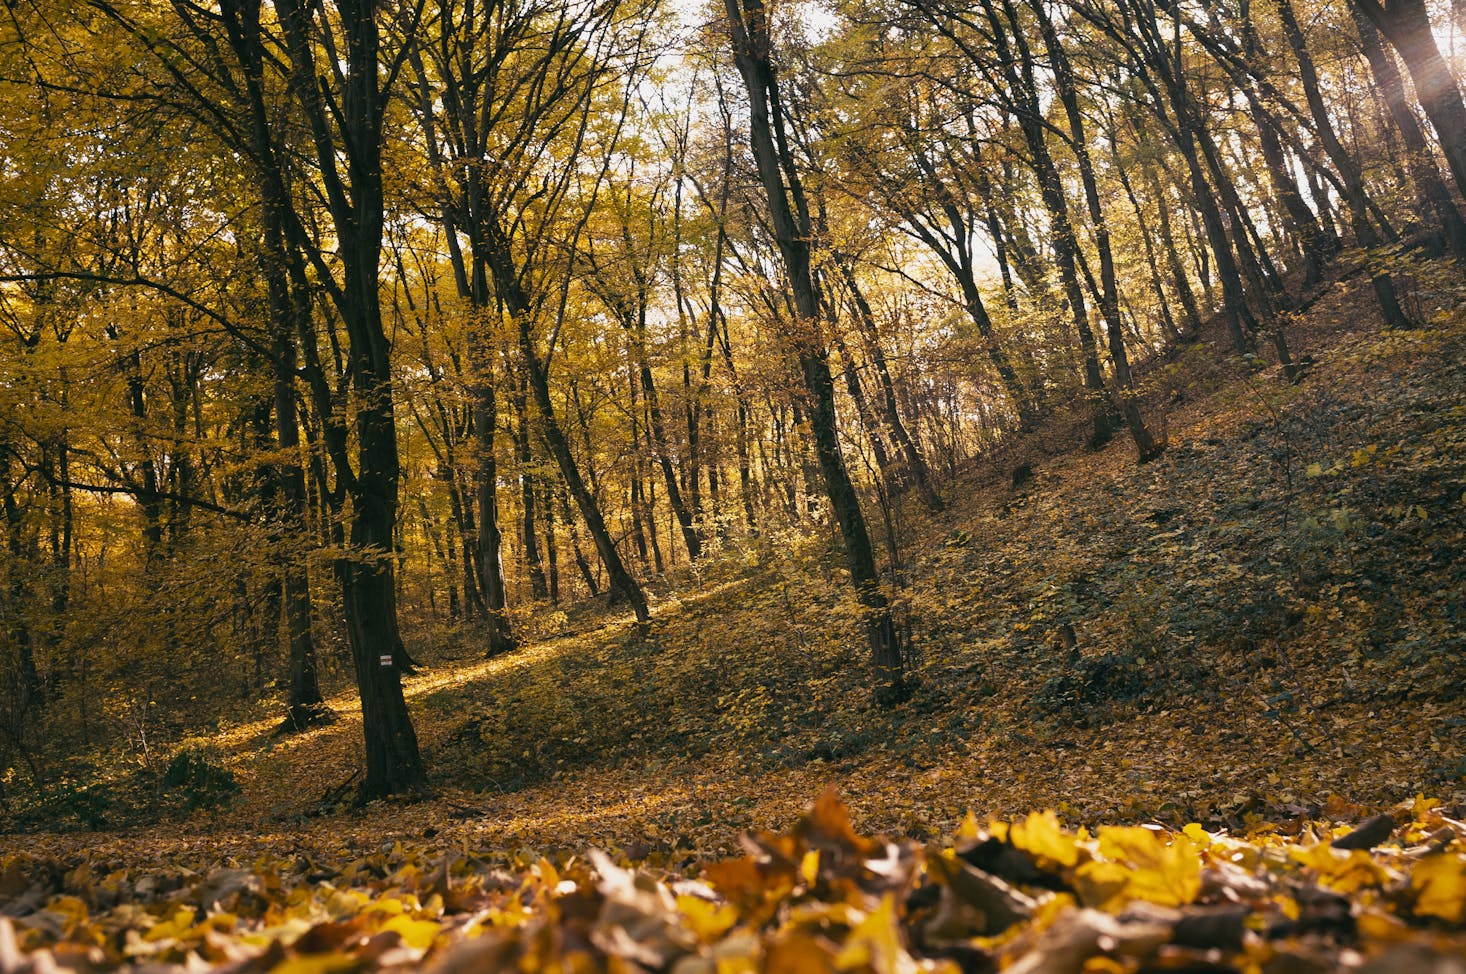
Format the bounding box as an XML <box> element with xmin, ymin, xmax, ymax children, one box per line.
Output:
<box><xmin>1029</xmin><ymin>0</ymin><xmax>1162</xmax><ymax>461</ymax></box>
<box><xmin>2</xmin><ymin>449</ymin><xmax>42</xmax><ymax>707</ymax></box>
<box><xmin>1351</xmin><ymin>4</ymin><xmax>1466</xmax><ymax>259</ymax></box>
<box><xmin>258</xmin><ymin>175</ymin><xmax>329</xmax><ymax>729</ymax></box>
<box><xmin>517</xmin><ymin>325</ymin><xmax>647</xmax><ymax>620</ymax></box>
<box><xmin>724</xmin><ymin>0</ymin><xmax>906</xmax><ymax>705</ymax></box>
<box><xmin>978</xmin><ymin>0</ymin><xmax>1117</xmax><ymax>447</ymax></box>
<box><xmin>716</xmin><ymin>316</ymin><xmax>760</xmax><ymax>534</ymax></box>
<box><xmin>561</xmin><ymin>489</ymin><xmax>600</xmax><ymax>598</ymax></box>
<box><xmin>1354</xmin><ymin>0</ymin><xmax>1466</xmax><ymax>200</ymax></box>
<box><xmin>265</xmin><ymin>0</ymin><xmax>425</xmax><ymax>797</ymax></box>
<box><xmin>627</xmin><ymin>369</ymin><xmax>652</xmax><ymax>567</ymax></box>
<box><xmin>513</xmin><ymin>384</ymin><xmax>549</xmax><ymax>600</ymax></box>
<box><xmin>1274</xmin><ymin>0</ymin><xmax>1412</xmax><ymax>328</ymax></box>
<box><xmin>833</xmin><ymin>256</ymin><xmax>946</xmax><ymax>508</ymax></box>
<box><xmin>1121</xmin><ymin>0</ymin><xmax>1263</xmax><ymax>354</ymax></box>
<box><xmin>445</xmin><ymin>474</ymin><xmax>483</xmax><ymax>617</ymax></box>
<box><xmin>629</xmin><ymin>325</ymin><xmax>702</xmax><ymax>560</ymax></box>
<box><xmin>271</xmin><ymin>294</ymin><xmax>327</xmax><ymax>729</ymax></box>
<box><xmin>1234</xmin><ymin>12</ymin><xmax>1339</xmax><ymax>287</ymax></box>
<box><xmin>474</xmin><ymin>383</ymin><xmax>515</xmax><ymax>656</ymax></box>
<box><xmin>834</xmin><ymin>334</ymin><xmax>896</xmax><ymax>488</ymax></box>
<box><xmin>1104</xmin><ymin>121</ymin><xmax>1182</xmax><ymax>342</ymax></box>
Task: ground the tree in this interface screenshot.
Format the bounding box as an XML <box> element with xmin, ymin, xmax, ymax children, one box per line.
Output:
<box><xmin>1352</xmin><ymin>0</ymin><xmax>1466</xmax><ymax>203</ymax></box>
<box><xmin>220</xmin><ymin>0</ymin><xmax>428</xmax><ymax>795</ymax></box>
<box><xmin>722</xmin><ymin>0</ymin><xmax>907</xmax><ymax>705</ymax></box>
<box><xmin>406</xmin><ymin>0</ymin><xmax>655</xmax><ymax>623</ymax></box>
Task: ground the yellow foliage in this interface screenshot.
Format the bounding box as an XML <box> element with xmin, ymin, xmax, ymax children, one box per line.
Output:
<box><xmin>1288</xmin><ymin>843</ymin><xmax>1392</xmax><ymax>894</ymax></box>
<box><xmin>1411</xmin><ymin>853</ymin><xmax>1466</xmax><ymax>924</ymax></box>
<box><xmin>1011</xmin><ymin>811</ymin><xmax>1080</xmax><ymax>868</ymax></box>
<box><xmin>1082</xmin><ymin>826</ymin><xmax>1201</xmax><ymax>908</ymax></box>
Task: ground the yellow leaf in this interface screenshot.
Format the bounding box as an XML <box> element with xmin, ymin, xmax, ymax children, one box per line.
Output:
<box><xmin>834</xmin><ymin>895</ymin><xmax>904</xmax><ymax>974</ymax></box>
<box><xmin>1289</xmin><ymin>844</ymin><xmax>1390</xmax><ymax>894</ymax></box>
<box><xmin>47</xmin><ymin>896</ymin><xmax>89</xmax><ymax>925</ymax></box>
<box><xmin>800</xmin><ymin>850</ymin><xmax>820</xmax><ymax>887</ymax></box>
<box><xmin>270</xmin><ymin>952</ymin><xmax>359</xmax><ymax>974</ymax></box>
<box><xmin>1356</xmin><ymin>907</ymin><xmax>1411</xmax><ymax>943</ymax></box>
<box><xmin>765</xmin><ymin>931</ymin><xmax>836</xmax><ymax>974</ymax></box>
<box><xmin>1073</xmin><ymin>860</ymin><xmax>1130</xmax><ymax>910</ymax></box>
<box><xmin>1412</xmin><ymin>853</ymin><xmax>1466</xmax><ymax>923</ymax></box>
<box><xmin>361</xmin><ymin>896</ymin><xmax>405</xmax><ymax>917</ymax></box>
<box><xmin>677</xmin><ymin>895</ymin><xmax>738</xmax><ymax>943</ymax></box>
<box><xmin>1182</xmin><ymin>823</ymin><xmax>1214</xmax><ymax>850</ymax></box>
<box><xmin>145</xmin><ymin>906</ymin><xmax>196</xmax><ymax>943</ymax></box>
<box><xmin>1011</xmin><ymin>811</ymin><xmax>1079</xmax><ymax>868</ymax></box>
<box><xmin>380</xmin><ymin>914</ymin><xmax>440</xmax><ymax>950</ymax></box>
<box><xmin>1085</xmin><ymin>827</ymin><xmax>1200</xmax><ymax>907</ymax></box>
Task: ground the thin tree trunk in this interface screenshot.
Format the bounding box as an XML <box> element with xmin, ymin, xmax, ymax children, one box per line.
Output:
<box><xmin>1274</xmin><ymin>0</ymin><xmax>1412</xmax><ymax>328</ymax></box>
<box><xmin>513</xmin><ymin>384</ymin><xmax>549</xmax><ymax>600</ymax></box>
<box><xmin>474</xmin><ymin>383</ymin><xmax>515</xmax><ymax>656</ymax></box>
<box><xmin>1029</xmin><ymin>0</ymin><xmax>1162</xmax><ymax>461</ymax></box>
<box><xmin>834</xmin><ymin>334</ymin><xmax>897</xmax><ymax>489</ymax></box>
<box><xmin>561</xmin><ymin>489</ymin><xmax>600</xmax><ymax>598</ymax></box>
<box><xmin>833</xmin><ymin>256</ymin><xmax>946</xmax><ymax>508</ymax></box>
<box><xmin>517</xmin><ymin>326</ymin><xmax>647</xmax><ymax>620</ymax></box>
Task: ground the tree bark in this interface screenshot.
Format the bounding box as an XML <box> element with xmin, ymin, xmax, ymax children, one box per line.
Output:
<box><xmin>1273</xmin><ymin>0</ymin><xmax>1412</xmax><ymax>328</ymax></box>
<box><xmin>1029</xmin><ymin>0</ymin><xmax>1162</xmax><ymax>461</ymax></box>
<box><xmin>265</xmin><ymin>0</ymin><xmax>426</xmax><ymax>797</ymax></box>
<box><xmin>832</xmin><ymin>256</ymin><xmax>945</xmax><ymax>508</ymax></box>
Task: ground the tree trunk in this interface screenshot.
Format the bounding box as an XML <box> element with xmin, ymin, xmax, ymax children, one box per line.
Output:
<box><xmin>1351</xmin><ymin>4</ymin><xmax>1466</xmax><ymax>259</ymax></box>
<box><xmin>1355</xmin><ymin>0</ymin><xmax>1466</xmax><ymax>200</ymax></box>
<box><xmin>630</xmin><ymin>328</ymin><xmax>703</xmax><ymax>560</ymax></box>
<box><xmin>1124</xmin><ymin>3</ymin><xmax>1262</xmax><ymax>354</ymax></box>
<box><xmin>512</xmin><ymin>384</ymin><xmax>549</xmax><ymax>599</ymax></box>
<box><xmin>724</xmin><ymin>0</ymin><xmax>906</xmax><ymax>705</ymax></box>
<box><xmin>979</xmin><ymin>0</ymin><xmax>1117</xmax><ymax>447</ymax></box>
<box><xmin>474</xmin><ymin>385</ymin><xmax>515</xmax><ymax>657</ymax></box>
<box><xmin>833</xmin><ymin>256</ymin><xmax>946</xmax><ymax>508</ymax></box>
<box><xmin>517</xmin><ymin>326</ymin><xmax>648</xmax><ymax>621</ymax></box>
<box><xmin>1274</xmin><ymin>0</ymin><xmax>1412</xmax><ymax>329</ymax></box>
<box><xmin>267</xmin><ymin>0</ymin><xmax>426</xmax><ymax>798</ymax></box>
<box><xmin>834</xmin><ymin>334</ymin><xmax>897</xmax><ymax>489</ymax></box>
<box><xmin>1029</xmin><ymin>0</ymin><xmax>1162</xmax><ymax>461</ymax></box>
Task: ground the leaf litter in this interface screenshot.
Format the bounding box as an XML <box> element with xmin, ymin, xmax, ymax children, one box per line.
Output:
<box><xmin>3</xmin><ymin>790</ymin><xmax>1466</xmax><ymax>971</ymax></box>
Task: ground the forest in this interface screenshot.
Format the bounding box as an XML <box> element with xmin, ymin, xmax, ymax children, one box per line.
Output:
<box><xmin>1</xmin><ymin>0</ymin><xmax>1465</xmax><ymax>966</ymax></box>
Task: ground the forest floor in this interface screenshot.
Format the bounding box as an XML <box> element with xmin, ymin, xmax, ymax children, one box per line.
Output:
<box><xmin>3</xmin><ymin>272</ymin><xmax>1466</xmax><ymax>972</ymax></box>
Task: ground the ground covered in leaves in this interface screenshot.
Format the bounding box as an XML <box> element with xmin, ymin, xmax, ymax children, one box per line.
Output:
<box><xmin>4</xmin><ymin>277</ymin><xmax>1466</xmax><ymax>971</ymax></box>
<box><xmin>4</xmin><ymin>791</ymin><xmax>1466</xmax><ymax>972</ymax></box>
